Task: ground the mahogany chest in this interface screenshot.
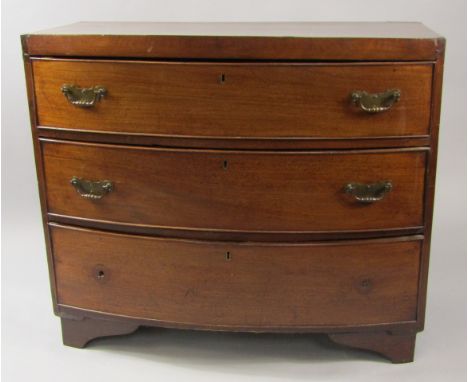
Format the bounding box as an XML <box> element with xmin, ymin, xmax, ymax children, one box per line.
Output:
<box><xmin>21</xmin><ymin>22</ymin><xmax>445</xmax><ymax>363</ymax></box>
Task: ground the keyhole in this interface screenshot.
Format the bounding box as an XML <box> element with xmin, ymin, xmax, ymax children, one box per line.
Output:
<box><xmin>360</xmin><ymin>278</ymin><xmax>371</xmax><ymax>288</ymax></box>
<box><xmin>219</xmin><ymin>73</ymin><xmax>226</xmax><ymax>84</ymax></box>
<box><xmin>225</xmin><ymin>251</ymin><xmax>232</xmax><ymax>261</ymax></box>
<box><xmin>357</xmin><ymin>278</ymin><xmax>372</xmax><ymax>294</ymax></box>
<box><xmin>223</xmin><ymin>160</ymin><xmax>228</xmax><ymax>169</ymax></box>
<box><xmin>93</xmin><ymin>264</ymin><xmax>108</xmax><ymax>283</ymax></box>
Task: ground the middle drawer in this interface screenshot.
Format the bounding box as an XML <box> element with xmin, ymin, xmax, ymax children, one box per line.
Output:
<box><xmin>42</xmin><ymin>140</ymin><xmax>426</xmax><ymax>233</ymax></box>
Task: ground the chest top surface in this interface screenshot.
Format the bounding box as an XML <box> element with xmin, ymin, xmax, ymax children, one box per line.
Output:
<box><xmin>22</xmin><ymin>22</ymin><xmax>444</xmax><ymax>61</ymax></box>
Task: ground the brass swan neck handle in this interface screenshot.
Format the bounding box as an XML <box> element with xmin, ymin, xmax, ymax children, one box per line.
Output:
<box><xmin>70</xmin><ymin>177</ymin><xmax>113</xmax><ymax>200</ymax></box>
<box><xmin>351</xmin><ymin>89</ymin><xmax>400</xmax><ymax>113</ymax></box>
<box><xmin>344</xmin><ymin>181</ymin><xmax>393</xmax><ymax>203</ymax></box>
<box><xmin>61</xmin><ymin>84</ymin><xmax>107</xmax><ymax>108</ymax></box>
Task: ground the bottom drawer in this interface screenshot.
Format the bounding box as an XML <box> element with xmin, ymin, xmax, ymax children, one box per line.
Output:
<box><xmin>51</xmin><ymin>224</ymin><xmax>421</xmax><ymax>328</ymax></box>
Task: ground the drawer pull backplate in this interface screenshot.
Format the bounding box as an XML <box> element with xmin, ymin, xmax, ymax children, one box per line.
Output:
<box><xmin>70</xmin><ymin>176</ymin><xmax>113</xmax><ymax>200</ymax></box>
<box><xmin>344</xmin><ymin>181</ymin><xmax>392</xmax><ymax>203</ymax></box>
<box><xmin>351</xmin><ymin>89</ymin><xmax>400</xmax><ymax>113</ymax></box>
<box><xmin>61</xmin><ymin>84</ymin><xmax>107</xmax><ymax>108</ymax></box>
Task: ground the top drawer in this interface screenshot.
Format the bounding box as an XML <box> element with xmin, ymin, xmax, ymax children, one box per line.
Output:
<box><xmin>32</xmin><ymin>60</ymin><xmax>432</xmax><ymax>139</ymax></box>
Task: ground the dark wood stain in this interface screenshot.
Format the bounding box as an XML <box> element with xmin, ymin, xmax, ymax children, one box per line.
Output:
<box><xmin>22</xmin><ymin>22</ymin><xmax>442</xmax><ymax>60</ymax></box>
<box><xmin>41</xmin><ymin>139</ymin><xmax>427</xmax><ymax>233</ymax></box>
<box><xmin>51</xmin><ymin>224</ymin><xmax>421</xmax><ymax>327</ymax></box>
<box><xmin>21</xmin><ymin>22</ymin><xmax>445</xmax><ymax>363</ymax></box>
<box><xmin>33</xmin><ymin>60</ymin><xmax>432</xmax><ymax>139</ymax></box>
<box><xmin>36</xmin><ymin>126</ymin><xmax>432</xmax><ymax>150</ymax></box>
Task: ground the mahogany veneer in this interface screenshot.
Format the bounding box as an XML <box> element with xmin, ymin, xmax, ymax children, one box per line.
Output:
<box><xmin>33</xmin><ymin>60</ymin><xmax>432</xmax><ymax>138</ymax></box>
<box><xmin>22</xmin><ymin>22</ymin><xmax>445</xmax><ymax>364</ymax></box>
<box><xmin>42</xmin><ymin>140</ymin><xmax>427</xmax><ymax>233</ymax></box>
<box><xmin>52</xmin><ymin>225</ymin><xmax>421</xmax><ymax>327</ymax></box>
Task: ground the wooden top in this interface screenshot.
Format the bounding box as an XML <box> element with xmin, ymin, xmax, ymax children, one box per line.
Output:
<box><xmin>27</xmin><ymin>22</ymin><xmax>440</xmax><ymax>38</ymax></box>
<box><xmin>22</xmin><ymin>22</ymin><xmax>444</xmax><ymax>61</ymax></box>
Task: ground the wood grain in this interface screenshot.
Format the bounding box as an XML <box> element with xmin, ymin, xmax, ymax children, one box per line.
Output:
<box><xmin>21</xmin><ymin>22</ymin><xmax>446</xmax><ymax>362</ymax></box>
<box><xmin>51</xmin><ymin>224</ymin><xmax>421</xmax><ymax>327</ymax></box>
<box><xmin>25</xmin><ymin>22</ymin><xmax>442</xmax><ymax>38</ymax></box>
<box><xmin>329</xmin><ymin>331</ymin><xmax>416</xmax><ymax>363</ymax></box>
<box><xmin>47</xmin><ymin>214</ymin><xmax>424</xmax><ymax>242</ymax></box>
<box><xmin>21</xmin><ymin>50</ymin><xmax>60</xmax><ymax>312</ymax></box>
<box><xmin>33</xmin><ymin>60</ymin><xmax>432</xmax><ymax>139</ymax></box>
<box><xmin>36</xmin><ymin>126</ymin><xmax>431</xmax><ymax>150</ymax></box>
<box><xmin>42</xmin><ymin>139</ymin><xmax>427</xmax><ymax>233</ymax></box>
<box><xmin>416</xmin><ymin>38</ymin><xmax>446</xmax><ymax>330</ymax></box>
<box><xmin>22</xmin><ymin>22</ymin><xmax>442</xmax><ymax>60</ymax></box>
<box><xmin>61</xmin><ymin>317</ymin><xmax>139</xmax><ymax>348</ymax></box>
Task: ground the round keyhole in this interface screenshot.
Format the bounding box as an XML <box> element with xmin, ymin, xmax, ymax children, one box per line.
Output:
<box><xmin>219</xmin><ymin>73</ymin><xmax>226</xmax><ymax>84</ymax></box>
<box><xmin>225</xmin><ymin>251</ymin><xmax>232</xmax><ymax>261</ymax></box>
<box><xmin>223</xmin><ymin>160</ymin><xmax>228</xmax><ymax>169</ymax></box>
<box><xmin>357</xmin><ymin>278</ymin><xmax>373</xmax><ymax>294</ymax></box>
<box><xmin>93</xmin><ymin>264</ymin><xmax>109</xmax><ymax>283</ymax></box>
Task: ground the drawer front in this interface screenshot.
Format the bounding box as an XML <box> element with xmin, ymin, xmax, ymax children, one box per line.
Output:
<box><xmin>33</xmin><ymin>60</ymin><xmax>432</xmax><ymax>138</ymax></box>
<box><xmin>42</xmin><ymin>140</ymin><xmax>426</xmax><ymax>233</ymax></box>
<box><xmin>51</xmin><ymin>225</ymin><xmax>421</xmax><ymax>327</ymax></box>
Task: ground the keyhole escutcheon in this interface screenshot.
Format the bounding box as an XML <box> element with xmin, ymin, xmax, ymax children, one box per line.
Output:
<box><xmin>219</xmin><ymin>73</ymin><xmax>226</xmax><ymax>84</ymax></box>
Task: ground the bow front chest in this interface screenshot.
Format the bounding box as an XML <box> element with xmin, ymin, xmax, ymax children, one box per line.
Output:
<box><xmin>21</xmin><ymin>22</ymin><xmax>445</xmax><ymax>363</ymax></box>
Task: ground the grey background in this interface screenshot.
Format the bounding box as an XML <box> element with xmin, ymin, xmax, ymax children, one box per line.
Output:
<box><xmin>2</xmin><ymin>0</ymin><xmax>466</xmax><ymax>381</ymax></box>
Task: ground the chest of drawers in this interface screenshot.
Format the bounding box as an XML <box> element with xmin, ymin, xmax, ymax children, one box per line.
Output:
<box><xmin>22</xmin><ymin>22</ymin><xmax>445</xmax><ymax>363</ymax></box>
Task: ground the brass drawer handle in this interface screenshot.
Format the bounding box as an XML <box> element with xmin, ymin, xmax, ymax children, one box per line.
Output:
<box><xmin>344</xmin><ymin>181</ymin><xmax>392</xmax><ymax>203</ymax></box>
<box><xmin>70</xmin><ymin>176</ymin><xmax>113</xmax><ymax>200</ymax></box>
<box><xmin>351</xmin><ymin>89</ymin><xmax>400</xmax><ymax>113</ymax></box>
<box><xmin>61</xmin><ymin>84</ymin><xmax>107</xmax><ymax>108</ymax></box>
